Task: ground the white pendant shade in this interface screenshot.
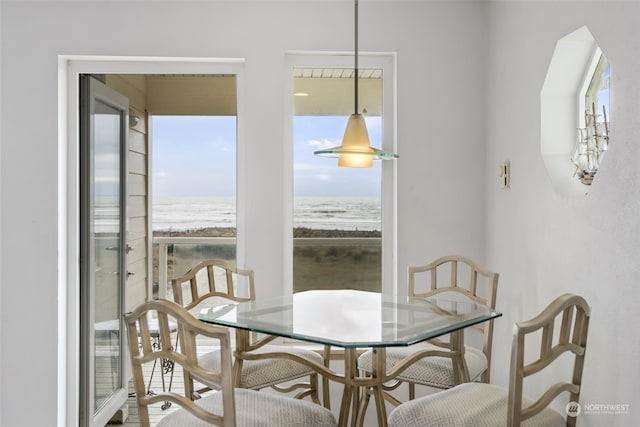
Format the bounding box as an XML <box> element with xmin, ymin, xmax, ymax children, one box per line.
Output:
<box><xmin>314</xmin><ymin>114</ymin><xmax>398</xmax><ymax>167</ymax></box>
<box><xmin>339</xmin><ymin>114</ymin><xmax>374</xmax><ymax>167</ymax></box>
<box><xmin>312</xmin><ymin>0</ymin><xmax>397</xmax><ymax>167</ymax></box>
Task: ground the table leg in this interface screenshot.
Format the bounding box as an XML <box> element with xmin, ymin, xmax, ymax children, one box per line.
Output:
<box><xmin>338</xmin><ymin>348</ymin><xmax>358</xmax><ymax>426</ymax></box>
<box><xmin>371</xmin><ymin>347</ymin><xmax>387</xmax><ymax>427</ymax></box>
<box><xmin>323</xmin><ymin>345</ymin><xmax>332</xmax><ymax>409</ymax></box>
<box><xmin>352</xmin><ymin>347</ymin><xmax>387</xmax><ymax>427</ymax></box>
<box><xmin>451</xmin><ymin>330</ymin><xmax>470</xmax><ymax>384</ymax></box>
<box><xmin>355</xmin><ymin>384</ymin><xmax>370</xmax><ymax>427</ymax></box>
<box><xmin>351</xmin><ymin>375</ymin><xmax>360</xmax><ymax>427</ymax></box>
<box><xmin>233</xmin><ymin>329</ymin><xmax>250</xmax><ymax>388</ymax></box>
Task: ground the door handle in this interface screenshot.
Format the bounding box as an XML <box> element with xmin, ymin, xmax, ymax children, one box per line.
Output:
<box><xmin>105</xmin><ymin>244</ymin><xmax>135</xmax><ymax>253</ymax></box>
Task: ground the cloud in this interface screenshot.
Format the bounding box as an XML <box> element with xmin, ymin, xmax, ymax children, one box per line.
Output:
<box><xmin>308</xmin><ymin>138</ymin><xmax>338</xmax><ymax>150</ymax></box>
<box><xmin>294</xmin><ymin>163</ymin><xmax>313</xmax><ymax>171</ymax></box>
<box><xmin>294</xmin><ymin>160</ymin><xmax>341</xmax><ymax>173</ymax></box>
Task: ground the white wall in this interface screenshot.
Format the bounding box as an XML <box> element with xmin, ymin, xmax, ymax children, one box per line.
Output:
<box><xmin>485</xmin><ymin>1</ymin><xmax>640</xmax><ymax>425</ymax></box>
<box><xmin>0</xmin><ymin>1</ymin><xmax>486</xmax><ymax>425</ymax></box>
<box><xmin>6</xmin><ymin>0</ymin><xmax>637</xmax><ymax>426</ymax></box>
<box><xmin>0</xmin><ymin>0</ymin><xmax>3</xmax><ymax>419</ymax></box>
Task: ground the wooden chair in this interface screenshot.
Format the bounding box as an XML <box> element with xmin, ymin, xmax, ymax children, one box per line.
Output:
<box><xmin>358</xmin><ymin>255</ymin><xmax>499</xmax><ymax>406</ymax></box>
<box><xmin>97</xmin><ymin>317</ymin><xmax>178</xmax><ymax>407</ymax></box>
<box><xmin>388</xmin><ymin>293</ymin><xmax>591</xmax><ymax>427</ymax></box>
<box><xmin>170</xmin><ymin>259</ymin><xmax>323</xmax><ymax>403</ymax></box>
<box><xmin>124</xmin><ymin>299</ymin><xmax>337</xmax><ymax>427</ymax></box>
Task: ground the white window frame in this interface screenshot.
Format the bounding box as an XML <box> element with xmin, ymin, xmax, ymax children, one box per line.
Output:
<box><xmin>283</xmin><ymin>52</ymin><xmax>398</xmax><ymax>297</ymax></box>
<box><xmin>579</xmin><ymin>49</ymin><xmax>607</xmax><ymax>128</ymax></box>
<box><xmin>582</xmin><ymin>52</ymin><xmax>609</xmax><ymax>125</ymax></box>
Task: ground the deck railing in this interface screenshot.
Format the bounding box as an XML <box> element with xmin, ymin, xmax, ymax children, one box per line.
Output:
<box><xmin>153</xmin><ymin>235</ymin><xmax>382</xmax><ymax>297</ymax></box>
<box><xmin>153</xmin><ymin>236</ymin><xmax>237</xmax><ymax>299</ymax></box>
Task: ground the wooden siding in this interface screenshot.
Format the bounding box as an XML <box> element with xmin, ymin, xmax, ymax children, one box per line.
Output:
<box><xmin>106</xmin><ymin>75</ymin><xmax>150</xmax><ymax>312</ymax></box>
<box><xmin>128</xmin><ymin>195</ymin><xmax>146</xmax><ymax>218</ymax></box>
<box><xmin>129</xmin><ymin>129</ymin><xmax>146</xmax><ymax>155</ymax></box>
<box><xmin>129</xmin><ymin>151</ymin><xmax>147</xmax><ymax>175</ymax></box>
<box><xmin>128</xmin><ymin>174</ymin><xmax>147</xmax><ymax>197</ymax></box>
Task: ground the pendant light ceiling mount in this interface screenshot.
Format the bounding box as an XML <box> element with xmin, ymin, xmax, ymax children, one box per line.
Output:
<box><xmin>313</xmin><ymin>0</ymin><xmax>398</xmax><ymax>168</ymax></box>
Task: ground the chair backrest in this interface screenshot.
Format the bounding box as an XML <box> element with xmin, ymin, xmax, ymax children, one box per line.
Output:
<box><xmin>170</xmin><ymin>259</ymin><xmax>256</xmax><ymax>311</ymax></box>
<box><xmin>408</xmin><ymin>255</ymin><xmax>499</xmax><ymax>382</ymax></box>
<box><xmin>124</xmin><ymin>299</ymin><xmax>236</xmax><ymax>427</ymax></box>
<box><xmin>507</xmin><ymin>293</ymin><xmax>590</xmax><ymax>426</ymax></box>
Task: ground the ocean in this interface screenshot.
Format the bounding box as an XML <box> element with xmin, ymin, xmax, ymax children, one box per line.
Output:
<box><xmin>153</xmin><ymin>196</ymin><xmax>381</xmax><ymax>232</ymax></box>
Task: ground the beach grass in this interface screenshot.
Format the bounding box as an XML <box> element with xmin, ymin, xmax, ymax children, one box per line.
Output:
<box><xmin>293</xmin><ymin>244</ymin><xmax>381</xmax><ymax>292</ymax></box>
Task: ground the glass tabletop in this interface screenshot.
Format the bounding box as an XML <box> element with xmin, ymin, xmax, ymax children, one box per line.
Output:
<box><xmin>199</xmin><ymin>289</ymin><xmax>502</xmax><ymax>348</ymax></box>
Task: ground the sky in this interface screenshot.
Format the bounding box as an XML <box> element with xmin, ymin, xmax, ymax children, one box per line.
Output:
<box><xmin>152</xmin><ymin>116</ymin><xmax>237</xmax><ymax>197</ymax></box>
<box><xmin>152</xmin><ymin>115</ymin><xmax>382</xmax><ymax>198</ymax></box>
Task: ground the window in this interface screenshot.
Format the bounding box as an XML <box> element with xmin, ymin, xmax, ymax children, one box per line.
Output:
<box><xmin>293</xmin><ymin>110</ymin><xmax>382</xmax><ymax>293</ymax></box>
<box><xmin>540</xmin><ymin>26</ymin><xmax>611</xmax><ymax>195</ymax></box>
<box><xmin>151</xmin><ymin>114</ymin><xmax>237</xmax><ymax>297</ymax></box>
<box><xmin>287</xmin><ymin>54</ymin><xmax>397</xmax><ymax>295</ymax></box>
<box><xmin>585</xmin><ymin>54</ymin><xmax>610</xmax><ymax>117</ymax></box>
<box><xmin>572</xmin><ymin>52</ymin><xmax>610</xmax><ymax>185</ymax></box>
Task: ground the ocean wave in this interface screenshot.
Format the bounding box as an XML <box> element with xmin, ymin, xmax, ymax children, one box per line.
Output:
<box><xmin>153</xmin><ymin>196</ymin><xmax>380</xmax><ymax>231</ymax></box>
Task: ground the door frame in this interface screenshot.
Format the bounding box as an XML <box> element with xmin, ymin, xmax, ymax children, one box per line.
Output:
<box><xmin>59</xmin><ymin>56</ymin><xmax>246</xmax><ymax>427</ymax></box>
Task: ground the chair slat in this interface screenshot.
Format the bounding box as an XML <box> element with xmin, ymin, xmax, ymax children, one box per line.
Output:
<box><xmin>168</xmin><ymin>258</ymin><xmax>320</xmax><ymax>404</ymax></box>
<box><xmin>387</xmin><ymin>293</ymin><xmax>590</xmax><ymax>427</ymax></box>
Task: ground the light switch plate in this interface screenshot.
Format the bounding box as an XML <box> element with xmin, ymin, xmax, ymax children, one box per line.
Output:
<box><xmin>499</xmin><ymin>161</ymin><xmax>510</xmax><ymax>189</ymax></box>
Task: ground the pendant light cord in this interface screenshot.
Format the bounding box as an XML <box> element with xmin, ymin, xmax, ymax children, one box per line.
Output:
<box><xmin>354</xmin><ymin>0</ymin><xmax>359</xmax><ymax>115</ymax></box>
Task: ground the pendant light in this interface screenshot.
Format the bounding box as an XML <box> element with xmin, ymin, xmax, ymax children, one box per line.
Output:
<box><xmin>314</xmin><ymin>0</ymin><xmax>398</xmax><ymax>167</ymax></box>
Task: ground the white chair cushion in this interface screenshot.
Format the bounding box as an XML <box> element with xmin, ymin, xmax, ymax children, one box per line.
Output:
<box><xmin>358</xmin><ymin>344</ymin><xmax>488</xmax><ymax>389</ymax></box>
<box><xmin>199</xmin><ymin>345</ymin><xmax>323</xmax><ymax>389</ymax></box>
<box><xmin>388</xmin><ymin>383</ymin><xmax>566</xmax><ymax>427</ymax></box>
<box><xmin>157</xmin><ymin>388</ymin><xmax>337</xmax><ymax>427</ymax></box>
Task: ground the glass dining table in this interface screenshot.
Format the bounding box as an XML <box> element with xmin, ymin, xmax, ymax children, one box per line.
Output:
<box><xmin>199</xmin><ymin>289</ymin><xmax>502</xmax><ymax>427</ymax></box>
